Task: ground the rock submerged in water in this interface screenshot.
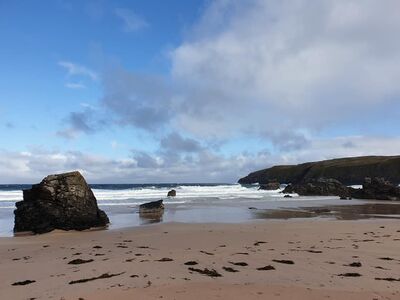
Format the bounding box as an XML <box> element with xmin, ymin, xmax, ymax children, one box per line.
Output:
<box><xmin>139</xmin><ymin>199</ymin><xmax>164</xmax><ymax>214</ymax></box>
<box><xmin>139</xmin><ymin>200</ymin><xmax>164</xmax><ymax>224</ymax></box>
<box><xmin>167</xmin><ymin>189</ymin><xmax>176</xmax><ymax>197</ymax></box>
<box><xmin>14</xmin><ymin>171</ymin><xmax>109</xmax><ymax>234</ymax></box>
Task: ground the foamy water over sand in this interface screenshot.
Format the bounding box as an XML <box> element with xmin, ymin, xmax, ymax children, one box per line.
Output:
<box><xmin>0</xmin><ymin>184</ymin><xmax>284</xmax><ymax>205</ymax></box>
<box><xmin>0</xmin><ymin>184</ymin><xmax>288</xmax><ymax>235</ymax></box>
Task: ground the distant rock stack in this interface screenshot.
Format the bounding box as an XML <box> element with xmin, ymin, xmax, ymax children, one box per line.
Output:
<box><xmin>167</xmin><ymin>189</ymin><xmax>177</xmax><ymax>197</ymax></box>
<box><xmin>14</xmin><ymin>171</ymin><xmax>109</xmax><ymax>234</ymax></box>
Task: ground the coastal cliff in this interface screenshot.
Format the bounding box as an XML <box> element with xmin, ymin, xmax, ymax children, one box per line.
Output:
<box><xmin>238</xmin><ymin>155</ymin><xmax>400</xmax><ymax>185</ymax></box>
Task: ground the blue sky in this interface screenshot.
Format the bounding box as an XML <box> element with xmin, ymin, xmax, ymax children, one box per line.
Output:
<box><xmin>1</xmin><ymin>0</ymin><xmax>400</xmax><ymax>183</ymax></box>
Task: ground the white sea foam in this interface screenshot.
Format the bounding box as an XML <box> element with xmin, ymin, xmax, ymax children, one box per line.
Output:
<box><xmin>0</xmin><ymin>184</ymin><xmax>287</xmax><ymax>206</ymax></box>
<box><xmin>348</xmin><ymin>185</ymin><xmax>362</xmax><ymax>189</ymax></box>
<box><xmin>92</xmin><ymin>184</ymin><xmax>284</xmax><ymax>203</ymax></box>
<box><xmin>0</xmin><ymin>190</ymin><xmax>23</xmax><ymax>202</ymax></box>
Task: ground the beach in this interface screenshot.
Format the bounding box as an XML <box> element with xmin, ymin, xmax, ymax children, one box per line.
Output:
<box><xmin>4</xmin><ymin>1</ymin><xmax>400</xmax><ymax>298</ymax></box>
<box><xmin>1</xmin><ymin>219</ymin><xmax>400</xmax><ymax>299</ymax></box>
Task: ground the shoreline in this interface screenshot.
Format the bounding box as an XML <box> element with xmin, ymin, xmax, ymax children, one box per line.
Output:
<box><xmin>2</xmin><ymin>196</ymin><xmax>400</xmax><ymax>237</ymax></box>
<box><xmin>1</xmin><ymin>218</ymin><xmax>400</xmax><ymax>299</ymax></box>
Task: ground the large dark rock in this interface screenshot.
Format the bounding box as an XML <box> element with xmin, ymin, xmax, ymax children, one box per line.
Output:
<box><xmin>282</xmin><ymin>178</ymin><xmax>350</xmax><ymax>197</ymax></box>
<box><xmin>239</xmin><ymin>155</ymin><xmax>400</xmax><ymax>185</ymax></box>
<box><xmin>14</xmin><ymin>171</ymin><xmax>109</xmax><ymax>234</ymax></box>
<box><xmin>259</xmin><ymin>182</ymin><xmax>280</xmax><ymax>190</ymax></box>
<box><xmin>350</xmin><ymin>177</ymin><xmax>400</xmax><ymax>200</ymax></box>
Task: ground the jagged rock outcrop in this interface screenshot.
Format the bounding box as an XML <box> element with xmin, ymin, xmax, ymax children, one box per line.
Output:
<box><xmin>239</xmin><ymin>155</ymin><xmax>400</xmax><ymax>185</ymax></box>
<box><xmin>259</xmin><ymin>182</ymin><xmax>280</xmax><ymax>190</ymax></box>
<box><xmin>282</xmin><ymin>178</ymin><xmax>350</xmax><ymax>197</ymax></box>
<box><xmin>350</xmin><ymin>177</ymin><xmax>400</xmax><ymax>200</ymax></box>
<box><xmin>167</xmin><ymin>189</ymin><xmax>176</xmax><ymax>197</ymax></box>
<box><xmin>281</xmin><ymin>176</ymin><xmax>400</xmax><ymax>200</ymax></box>
<box><xmin>14</xmin><ymin>171</ymin><xmax>109</xmax><ymax>234</ymax></box>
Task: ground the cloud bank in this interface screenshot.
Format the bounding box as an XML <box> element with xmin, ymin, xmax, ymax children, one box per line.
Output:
<box><xmin>170</xmin><ymin>0</ymin><xmax>400</xmax><ymax>138</ymax></box>
<box><xmin>96</xmin><ymin>0</ymin><xmax>400</xmax><ymax>143</ymax></box>
<box><xmin>3</xmin><ymin>135</ymin><xmax>400</xmax><ymax>183</ymax></box>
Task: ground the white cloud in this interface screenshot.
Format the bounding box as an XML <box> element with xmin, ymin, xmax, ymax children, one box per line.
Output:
<box><xmin>58</xmin><ymin>61</ymin><xmax>98</xmax><ymax>81</ymax></box>
<box><xmin>170</xmin><ymin>0</ymin><xmax>400</xmax><ymax>138</ymax></box>
<box><xmin>115</xmin><ymin>8</ymin><xmax>148</xmax><ymax>32</ymax></box>
<box><xmin>277</xmin><ymin>136</ymin><xmax>400</xmax><ymax>165</ymax></box>
<box><xmin>65</xmin><ymin>82</ymin><xmax>86</xmax><ymax>89</ymax></box>
<box><xmin>111</xmin><ymin>140</ymin><xmax>119</xmax><ymax>149</ymax></box>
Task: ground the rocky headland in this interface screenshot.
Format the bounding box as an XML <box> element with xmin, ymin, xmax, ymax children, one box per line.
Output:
<box><xmin>239</xmin><ymin>155</ymin><xmax>400</xmax><ymax>185</ymax></box>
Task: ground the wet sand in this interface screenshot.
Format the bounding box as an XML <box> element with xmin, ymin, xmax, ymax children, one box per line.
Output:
<box><xmin>2</xmin><ymin>196</ymin><xmax>400</xmax><ymax>237</ymax></box>
<box><xmin>253</xmin><ymin>202</ymin><xmax>400</xmax><ymax>220</ymax></box>
<box><xmin>1</xmin><ymin>219</ymin><xmax>400</xmax><ymax>299</ymax></box>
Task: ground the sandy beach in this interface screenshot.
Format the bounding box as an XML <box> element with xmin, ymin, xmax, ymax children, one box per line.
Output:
<box><xmin>1</xmin><ymin>219</ymin><xmax>400</xmax><ymax>300</ymax></box>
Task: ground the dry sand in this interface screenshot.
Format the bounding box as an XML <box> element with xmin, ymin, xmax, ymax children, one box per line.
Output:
<box><xmin>1</xmin><ymin>219</ymin><xmax>400</xmax><ymax>300</ymax></box>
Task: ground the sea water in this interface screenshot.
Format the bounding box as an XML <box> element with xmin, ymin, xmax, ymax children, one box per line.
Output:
<box><xmin>0</xmin><ymin>183</ymin><xmax>386</xmax><ymax>237</ymax></box>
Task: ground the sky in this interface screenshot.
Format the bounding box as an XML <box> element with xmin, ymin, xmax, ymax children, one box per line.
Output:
<box><xmin>1</xmin><ymin>0</ymin><xmax>400</xmax><ymax>183</ymax></box>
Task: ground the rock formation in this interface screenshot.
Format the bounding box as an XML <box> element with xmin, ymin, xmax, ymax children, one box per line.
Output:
<box><xmin>349</xmin><ymin>177</ymin><xmax>400</xmax><ymax>200</ymax></box>
<box><xmin>282</xmin><ymin>178</ymin><xmax>350</xmax><ymax>197</ymax></box>
<box><xmin>258</xmin><ymin>182</ymin><xmax>280</xmax><ymax>190</ymax></box>
<box><xmin>14</xmin><ymin>171</ymin><xmax>109</xmax><ymax>234</ymax></box>
<box><xmin>238</xmin><ymin>155</ymin><xmax>400</xmax><ymax>185</ymax></box>
<box><xmin>139</xmin><ymin>199</ymin><xmax>164</xmax><ymax>214</ymax></box>
<box><xmin>281</xmin><ymin>176</ymin><xmax>400</xmax><ymax>200</ymax></box>
<box><xmin>167</xmin><ymin>189</ymin><xmax>176</xmax><ymax>197</ymax></box>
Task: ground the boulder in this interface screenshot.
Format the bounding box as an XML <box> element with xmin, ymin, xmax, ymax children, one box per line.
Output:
<box><xmin>139</xmin><ymin>200</ymin><xmax>164</xmax><ymax>214</ymax></box>
<box><xmin>139</xmin><ymin>200</ymin><xmax>164</xmax><ymax>223</ymax></box>
<box><xmin>167</xmin><ymin>189</ymin><xmax>176</xmax><ymax>197</ymax></box>
<box><xmin>282</xmin><ymin>178</ymin><xmax>350</xmax><ymax>197</ymax></box>
<box><xmin>258</xmin><ymin>182</ymin><xmax>280</xmax><ymax>190</ymax></box>
<box><xmin>14</xmin><ymin>171</ymin><xmax>109</xmax><ymax>234</ymax></box>
<box><xmin>350</xmin><ymin>177</ymin><xmax>400</xmax><ymax>200</ymax></box>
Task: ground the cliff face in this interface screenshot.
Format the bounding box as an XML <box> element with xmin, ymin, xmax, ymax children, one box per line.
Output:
<box><xmin>238</xmin><ymin>156</ymin><xmax>400</xmax><ymax>185</ymax></box>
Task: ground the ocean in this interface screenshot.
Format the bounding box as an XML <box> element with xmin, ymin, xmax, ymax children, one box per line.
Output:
<box><xmin>0</xmin><ymin>183</ymin><xmax>389</xmax><ymax>237</ymax></box>
<box><xmin>0</xmin><ymin>183</ymin><xmax>287</xmax><ymax>208</ymax></box>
